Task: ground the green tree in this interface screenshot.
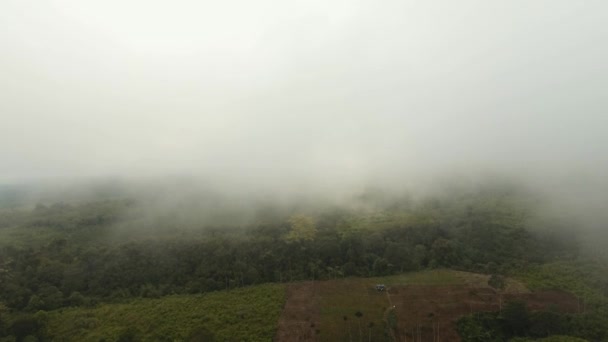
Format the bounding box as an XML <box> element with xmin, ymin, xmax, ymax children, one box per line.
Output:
<box><xmin>284</xmin><ymin>215</ymin><xmax>317</xmax><ymax>243</ymax></box>
<box><xmin>488</xmin><ymin>274</ymin><xmax>505</xmax><ymax>290</ymax></box>
<box><xmin>501</xmin><ymin>301</ymin><xmax>529</xmax><ymax>337</ymax></box>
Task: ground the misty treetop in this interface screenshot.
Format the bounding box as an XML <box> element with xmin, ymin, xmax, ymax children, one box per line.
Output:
<box><xmin>0</xmin><ymin>183</ymin><xmax>577</xmax><ymax>313</ymax></box>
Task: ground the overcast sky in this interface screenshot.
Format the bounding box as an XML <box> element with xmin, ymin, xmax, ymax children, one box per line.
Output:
<box><xmin>1</xmin><ymin>0</ymin><xmax>607</xmax><ymax>191</ymax></box>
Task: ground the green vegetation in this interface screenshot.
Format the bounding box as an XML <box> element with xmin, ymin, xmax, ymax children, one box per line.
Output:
<box><xmin>45</xmin><ymin>284</ymin><xmax>284</xmax><ymax>341</ymax></box>
<box><xmin>457</xmin><ymin>308</ymin><xmax>597</xmax><ymax>342</ymax></box>
<box><xmin>511</xmin><ymin>336</ymin><xmax>588</xmax><ymax>342</ymax></box>
<box><xmin>0</xmin><ymin>183</ymin><xmax>605</xmax><ymax>340</ymax></box>
<box><xmin>516</xmin><ymin>262</ymin><xmax>608</xmax><ymax>301</ymax></box>
<box><xmin>377</xmin><ymin>269</ymin><xmax>462</xmax><ymax>286</ymax></box>
<box><xmin>514</xmin><ymin>262</ymin><xmax>608</xmax><ymax>341</ymax></box>
<box><xmin>0</xmin><ymin>185</ymin><xmax>553</xmax><ymax>314</ymax></box>
<box><xmin>457</xmin><ymin>261</ymin><xmax>608</xmax><ymax>341</ymax></box>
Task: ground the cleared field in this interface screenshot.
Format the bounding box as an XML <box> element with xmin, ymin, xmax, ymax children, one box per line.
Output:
<box><xmin>316</xmin><ymin>278</ymin><xmax>389</xmax><ymax>342</ymax></box>
<box><xmin>276</xmin><ymin>270</ymin><xmax>466</xmax><ymax>342</ymax></box>
<box><xmin>275</xmin><ymin>270</ymin><xmax>579</xmax><ymax>342</ymax></box>
<box><xmin>44</xmin><ymin>270</ymin><xmax>580</xmax><ymax>341</ymax></box>
<box><xmin>275</xmin><ymin>281</ymin><xmax>319</xmax><ymax>341</ymax></box>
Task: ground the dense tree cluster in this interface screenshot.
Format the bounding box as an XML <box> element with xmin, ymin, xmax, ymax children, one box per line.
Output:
<box><xmin>458</xmin><ymin>301</ymin><xmax>608</xmax><ymax>341</ymax></box>
<box><xmin>0</xmin><ymin>185</ymin><xmax>596</xmax><ymax>340</ymax></box>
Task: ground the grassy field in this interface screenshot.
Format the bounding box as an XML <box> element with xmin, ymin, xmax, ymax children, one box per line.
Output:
<box><xmin>41</xmin><ymin>269</ymin><xmax>566</xmax><ymax>341</ymax></box>
<box><xmin>377</xmin><ymin>269</ymin><xmax>463</xmax><ymax>286</ymax></box>
<box><xmin>45</xmin><ymin>284</ymin><xmax>286</xmax><ymax>342</ymax></box>
<box><xmin>316</xmin><ymin>278</ymin><xmax>389</xmax><ymax>341</ymax></box>
<box><xmin>515</xmin><ymin>262</ymin><xmax>606</xmax><ymax>298</ymax></box>
<box><xmin>285</xmin><ymin>269</ymin><xmax>545</xmax><ymax>341</ymax></box>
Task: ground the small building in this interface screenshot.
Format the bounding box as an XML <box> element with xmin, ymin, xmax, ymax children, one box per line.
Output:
<box><xmin>375</xmin><ymin>284</ymin><xmax>386</xmax><ymax>291</ymax></box>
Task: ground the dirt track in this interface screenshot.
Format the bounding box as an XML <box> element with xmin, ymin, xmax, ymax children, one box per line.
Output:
<box><xmin>274</xmin><ymin>282</ymin><xmax>319</xmax><ymax>341</ymax></box>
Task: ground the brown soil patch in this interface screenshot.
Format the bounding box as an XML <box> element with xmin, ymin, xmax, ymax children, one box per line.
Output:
<box><xmin>451</xmin><ymin>270</ymin><xmax>530</xmax><ymax>294</ymax></box>
<box><xmin>503</xmin><ymin>290</ymin><xmax>579</xmax><ymax>312</ymax></box>
<box><xmin>275</xmin><ymin>281</ymin><xmax>319</xmax><ymax>341</ymax></box>
<box><xmin>389</xmin><ymin>285</ymin><xmax>579</xmax><ymax>342</ymax></box>
<box><xmin>274</xmin><ymin>271</ymin><xmax>579</xmax><ymax>341</ymax></box>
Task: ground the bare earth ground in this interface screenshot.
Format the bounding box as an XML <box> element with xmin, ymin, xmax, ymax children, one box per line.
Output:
<box><xmin>275</xmin><ymin>271</ymin><xmax>579</xmax><ymax>342</ymax></box>
<box><xmin>315</xmin><ymin>278</ymin><xmax>389</xmax><ymax>341</ymax></box>
<box><xmin>274</xmin><ymin>281</ymin><xmax>319</xmax><ymax>341</ymax></box>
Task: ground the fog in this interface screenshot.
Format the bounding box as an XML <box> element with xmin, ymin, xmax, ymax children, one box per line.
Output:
<box><xmin>1</xmin><ymin>1</ymin><xmax>607</xmax><ymax>206</ymax></box>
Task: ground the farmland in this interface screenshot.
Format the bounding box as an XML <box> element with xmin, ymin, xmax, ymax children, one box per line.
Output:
<box><xmin>14</xmin><ymin>269</ymin><xmax>589</xmax><ymax>341</ymax></box>
<box><xmin>276</xmin><ymin>270</ymin><xmax>580</xmax><ymax>342</ymax></box>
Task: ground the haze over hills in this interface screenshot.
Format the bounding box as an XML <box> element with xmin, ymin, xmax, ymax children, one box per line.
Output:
<box><xmin>1</xmin><ymin>1</ymin><xmax>606</xmax><ymax>186</ymax></box>
<box><xmin>1</xmin><ymin>1</ymin><xmax>607</xmax><ymax>250</ymax></box>
<box><xmin>0</xmin><ymin>0</ymin><xmax>607</xmax><ymax>341</ymax></box>
<box><xmin>1</xmin><ymin>0</ymin><xmax>607</xmax><ymax>237</ymax></box>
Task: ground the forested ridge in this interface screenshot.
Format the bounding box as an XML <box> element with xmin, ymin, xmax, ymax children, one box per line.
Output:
<box><xmin>0</xmin><ymin>184</ymin><xmax>605</xmax><ymax>341</ymax></box>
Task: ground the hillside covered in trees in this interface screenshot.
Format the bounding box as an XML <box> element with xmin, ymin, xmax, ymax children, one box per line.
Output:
<box><xmin>0</xmin><ymin>182</ymin><xmax>606</xmax><ymax>341</ymax></box>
